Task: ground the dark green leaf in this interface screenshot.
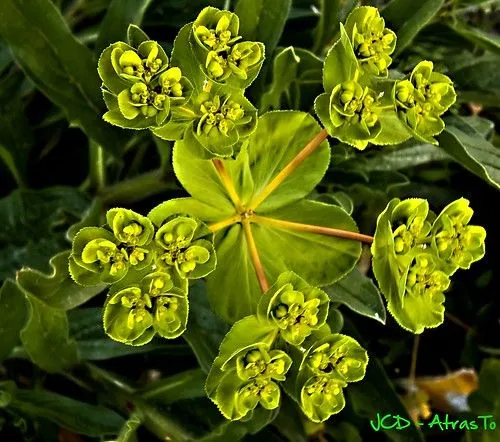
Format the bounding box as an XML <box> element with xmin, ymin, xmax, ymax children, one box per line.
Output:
<box><xmin>363</xmin><ymin>141</ymin><xmax>452</xmax><ymax>171</ymax></box>
<box><xmin>140</xmin><ymin>369</ymin><xmax>206</xmax><ymax>404</ymax></box>
<box><xmin>312</xmin><ymin>0</ymin><xmax>357</xmax><ymax>53</ymax></box>
<box><xmin>438</xmin><ymin>116</ymin><xmax>500</xmax><ymax>190</ymax></box>
<box><xmin>448</xmin><ymin>22</ymin><xmax>500</xmax><ymax>55</ymax></box>
<box><xmin>0</xmin><ymin>0</ymin><xmax>128</xmax><ymax>156</ymax></box>
<box><xmin>326</xmin><ymin>267</ymin><xmax>386</xmax><ymax>324</ymax></box>
<box><xmin>0</xmin><ymin>280</ymin><xmax>26</xmax><ymax>361</ymax></box>
<box><xmin>0</xmin><ymin>187</ymin><xmax>89</xmax><ymax>280</ymax></box>
<box><xmin>95</xmin><ymin>0</ymin><xmax>153</xmax><ymax>54</ymax></box>
<box><xmin>0</xmin><ymin>70</ymin><xmax>33</xmax><ymax>186</ymax></box>
<box><xmin>383</xmin><ymin>0</ymin><xmax>445</xmax><ymax>55</ymax></box>
<box><xmin>10</xmin><ymin>388</ymin><xmax>124</xmax><ymax>437</ymax></box>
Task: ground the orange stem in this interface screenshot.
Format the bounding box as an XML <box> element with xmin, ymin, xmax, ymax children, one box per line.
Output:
<box><xmin>248</xmin><ymin>128</ymin><xmax>328</xmax><ymax>210</ymax></box>
<box><xmin>242</xmin><ymin>218</ymin><xmax>269</xmax><ymax>293</ymax></box>
<box><xmin>212</xmin><ymin>159</ymin><xmax>243</xmax><ymax>211</ymax></box>
<box><xmin>252</xmin><ymin>215</ymin><xmax>374</xmax><ymax>244</ymax></box>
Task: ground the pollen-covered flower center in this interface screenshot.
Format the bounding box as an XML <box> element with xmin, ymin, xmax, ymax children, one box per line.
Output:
<box><xmin>406</xmin><ymin>255</ymin><xmax>449</xmax><ymax>296</ymax></box>
<box><xmin>81</xmin><ymin>239</ymin><xmax>128</xmax><ymax>276</ymax></box>
<box><xmin>195</xmin><ymin>15</ymin><xmax>241</xmax><ymax>52</ymax></box>
<box><xmin>336</xmin><ymin>81</ymin><xmax>379</xmax><ymax>128</ymax></box>
<box><xmin>198</xmin><ymin>95</ymin><xmax>245</xmax><ymax>137</ymax></box>
<box><xmin>305</xmin><ymin>376</ymin><xmax>343</xmax><ymax>400</ymax></box>
<box><xmin>129</xmin><ymin>82</ymin><xmax>167</xmax><ymax>118</ymax></box>
<box><xmin>393</xmin><ymin>215</ymin><xmax>426</xmax><ymax>254</ymax></box>
<box><xmin>118</xmin><ymin>47</ymin><xmax>163</xmax><ymax>83</ymax></box>
<box><xmin>272</xmin><ymin>289</ymin><xmax>320</xmax><ymax>329</ymax></box>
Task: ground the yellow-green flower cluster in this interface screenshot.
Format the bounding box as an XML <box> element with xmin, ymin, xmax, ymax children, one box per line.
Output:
<box><xmin>69</xmin><ymin>208</ymin><xmax>216</xmax><ymax>345</ymax></box>
<box><xmin>372</xmin><ymin>198</ymin><xmax>486</xmax><ymax>333</ymax></box>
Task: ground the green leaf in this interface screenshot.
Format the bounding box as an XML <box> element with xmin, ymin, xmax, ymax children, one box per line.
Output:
<box><xmin>0</xmin><ymin>70</ymin><xmax>33</xmax><ymax>186</ymax></box>
<box><xmin>208</xmin><ymin>200</ymin><xmax>361</xmax><ymax>322</ymax></box>
<box><xmin>235</xmin><ymin>0</ymin><xmax>291</xmax><ymax>57</ymax></box>
<box><xmin>326</xmin><ymin>267</ymin><xmax>386</xmax><ymax>324</ymax></box>
<box><xmin>260</xmin><ymin>46</ymin><xmax>322</xmax><ymax>112</ymax></box>
<box><xmin>313</xmin><ymin>0</ymin><xmax>357</xmax><ymax>53</ymax></box>
<box><xmin>9</xmin><ymin>388</ymin><xmax>124</xmax><ymax>436</ymax></box>
<box><xmin>0</xmin><ymin>187</ymin><xmax>89</xmax><ymax>280</ymax></box>
<box><xmin>438</xmin><ymin>116</ymin><xmax>500</xmax><ymax>190</ymax></box>
<box><xmin>0</xmin><ymin>0</ymin><xmax>128</xmax><ymax>156</ymax></box>
<box><xmin>139</xmin><ymin>369</ymin><xmax>206</xmax><ymax>404</ymax></box>
<box><xmin>20</xmin><ymin>292</ymin><xmax>78</xmax><ymax>372</ymax></box>
<box><xmin>448</xmin><ymin>22</ymin><xmax>500</xmax><ymax>55</ymax></box>
<box><xmin>0</xmin><ymin>280</ymin><xmax>27</xmax><ymax>361</ymax></box>
<box><xmin>95</xmin><ymin>0</ymin><xmax>153</xmax><ymax>54</ymax></box>
<box><xmin>363</xmin><ymin>141</ymin><xmax>452</xmax><ymax>171</ymax></box>
<box><xmin>16</xmin><ymin>251</ymin><xmax>105</xmax><ymax>310</ymax></box>
<box><xmin>383</xmin><ymin>0</ymin><xmax>445</xmax><ymax>56</ymax></box>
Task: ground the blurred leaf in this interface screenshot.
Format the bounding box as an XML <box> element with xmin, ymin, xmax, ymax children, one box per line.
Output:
<box><xmin>140</xmin><ymin>369</ymin><xmax>206</xmax><ymax>404</ymax></box>
<box><xmin>383</xmin><ymin>0</ymin><xmax>445</xmax><ymax>55</ymax></box>
<box><xmin>363</xmin><ymin>142</ymin><xmax>452</xmax><ymax>171</ymax></box>
<box><xmin>116</xmin><ymin>413</ymin><xmax>141</xmax><ymax>442</ymax></box>
<box><xmin>467</xmin><ymin>358</ymin><xmax>500</xmax><ymax>442</ymax></box>
<box><xmin>0</xmin><ymin>70</ymin><xmax>33</xmax><ymax>186</ymax></box>
<box><xmin>17</xmin><ymin>251</ymin><xmax>105</xmax><ymax>310</ymax></box>
<box><xmin>0</xmin><ymin>0</ymin><xmax>128</xmax><ymax>156</ymax></box>
<box><xmin>0</xmin><ymin>187</ymin><xmax>89</xmax><ymax>280</ymax></box>
<box><xmin>448</xmin><ymin>22</ymin><xmax>500</xmax><ymax>55</ymax></box>
<box><xmin>95</xmin><ymin>0</ymin><xmax>153</xmax><ymax>54</ymax></box>
<box><xmin>312</xmin><ymin>0</ymin><xmax>357</xmax><ymax>53</ymax></box>
<box><xmin>438</xmin><ymin>116</ymin><xmax>500</xmax><ymax>190</ymax></box>
<box><xmin>8</xmin><ymin>387</ymin><xmax>124</xmax><ymax>437</ymax></box>
<box><xmin>0</xmin><ymin>280</ymin><xmax>26</xmax><ymax>361</ymax></box>
<box><xmin>326</xmin><ymin>267</ymin><xmax>387</xmax><ymax>324</ymax></box>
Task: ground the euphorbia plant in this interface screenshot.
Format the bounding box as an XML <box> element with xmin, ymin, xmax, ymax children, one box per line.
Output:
<box><xmin>0</xmin><ymin>0</ymin><xmax>496</xmax><ymax>441</ymax></box>
<box><xmin>67</xmin><ymin>4</ymin><xmax>486</xmax><ymax>428</ymax></box>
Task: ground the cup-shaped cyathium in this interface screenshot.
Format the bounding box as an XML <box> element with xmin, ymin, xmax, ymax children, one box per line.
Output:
<box><xmin>394</xmin><ymin>61</ymin><xmax>456</xmax><ymax>143</ymax></box>
<box><xmin>258</xmin><ymin>272</ymin><xmax>329</xmax><ymax>346</ymax></box>
<box><xmin>103</xmin><ymin>271</ymin><xmax>188</xmax><ymax>345</ymax></box>
<box><xmin>191</xmin><ymin>91</ymin><xmax>257</xmax><ymax>157</ymax></box>
<box><xmin>70</xmin><ymin>227</ymin><xmax>129</xmax><ymax>285</ymax></box>
<box><xmin>344</xmin><ymin>6</ymin><xmax>396</xmax><ymax>76</ymax></box>
<box><xmin>299</xmin><ymin>374</ymin><xmax>346</xmax><ymax>422</ymax></box>
<box><xmin>107</xmin><ymin>208</ymin><xmax>154</xmax><ymax>247</ymax></box>
<box><xmin>235</xmin><ymin>347</ymin><xmax>292</xmax><ymax>382</ymax></box>
<box><xmin>153</xmin><ymin>216</ymin><xmax>216</xmax><ymax>279</ymax></box>
<box><xmin>390</xmin><ymin>199</ymin><xmax>434</xmax><ymax>261</ymax></box>
<box><xmin>235</xmin><ymin>377</ymin><xmax>281</xmax><ymax>416</ymax></box>
<box><xmin>431</xmin><ymin>198</ymin><xmax>486</xmax><ymax>274</ymax></box>
<box><xmin>304</xmin><ymin>334</ymin><xmax>368</xmax><ymax>383</ymax></box>
<box><xmin>192</xmin><ymin>7</ymin><xmax>241</xmax><ymax>53</ymax></box>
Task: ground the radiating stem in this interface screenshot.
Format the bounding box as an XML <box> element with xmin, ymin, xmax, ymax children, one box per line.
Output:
<box><xmin>248</xmin><ymin>128</ymin><xmax>329</xmax><ymax>210</ymax></box>
<box><xmin>242</xmin><ymin>218</ymin><xmax>269</xmax><ymax>292</ymax></box>
<box><xmin>208</xmin><ymin>214</ymin><xmax>241</xmax><ymax>232</ymax></box>
<box><xmin>212</xmin><ymin>159</ymin><xmax>243</xmax><ymax>211</ymax></box>
<box><xmin>409</xmin><ymin>335</ymin><xmax>420</xmax><ymax>396</ymax></box>
<box><xmin>253</xmin><ymin>215</ymin><xmax>374</xmax><ymax>244</ymax></box>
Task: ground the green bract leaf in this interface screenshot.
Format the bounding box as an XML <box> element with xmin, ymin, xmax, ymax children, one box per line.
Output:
<box><xmin>431</xmin><ymin>198</ymin><xmax>486</xmax><ymax>274</ymax></box>
<box><xmin>0</xmin><ymin>280</ymin><xmax>27</xmax><ymax>361</ymax></box>
<box><xmin>343</xmin><ymin>6</ymin><xmax>396</xmax><ymax>77</ymax></box>
<box><xmin>257</xmin><ymin>271</ymin><xmax>330</xmax><ymax>346</ymax></box>
<box><xmin>206</xmin><ymin>315</ymin><xmax>284</xmax><ymax>421</ymax></box>
<box><xmin>301</xmin><ymin>333</ymin><xmax>368</xmax><ymax>383</ymax></box>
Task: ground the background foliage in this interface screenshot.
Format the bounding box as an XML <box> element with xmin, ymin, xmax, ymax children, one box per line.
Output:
<box><xmin>0</xmin><ymin>0</ymin><xmax>499</xmax><ymax>441</ymax></box>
